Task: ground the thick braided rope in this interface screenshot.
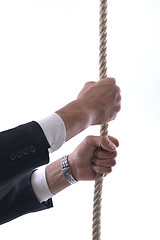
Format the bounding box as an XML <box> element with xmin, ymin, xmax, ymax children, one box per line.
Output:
<box><xmin>92</xmin><ymin>1</ymin><xmax>108</xmax><ymax>240</ymax></box>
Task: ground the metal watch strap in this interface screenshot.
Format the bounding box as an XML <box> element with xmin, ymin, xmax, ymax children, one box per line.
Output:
<box><xmin>61</xmin><ymin>155</ymin><xmax>78</xmax><ymax>184</ymax></box>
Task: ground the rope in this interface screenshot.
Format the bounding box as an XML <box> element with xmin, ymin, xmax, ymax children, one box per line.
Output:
<box><xmin>92</xmin><ymin>1</ymin><xmax>108</xmax><ymax>240</ymax></box>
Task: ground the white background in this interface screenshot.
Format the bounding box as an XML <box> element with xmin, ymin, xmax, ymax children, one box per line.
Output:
<box><xmin>0</xmin><ymin>0</ymin><xmax>160</xmax><ymax>239</ymax></box>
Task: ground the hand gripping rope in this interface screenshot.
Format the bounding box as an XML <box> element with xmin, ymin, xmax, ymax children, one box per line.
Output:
<box><xmin>92</xmin><ymin>1</ymin><xmax>108</xmax><ymax>240</ymax></box>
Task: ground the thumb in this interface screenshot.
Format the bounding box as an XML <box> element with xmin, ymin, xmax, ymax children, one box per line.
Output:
<box><xmin>100</xmin><ymin>136</ymin><xmax>117</xmax><ymax>152</ymax></box>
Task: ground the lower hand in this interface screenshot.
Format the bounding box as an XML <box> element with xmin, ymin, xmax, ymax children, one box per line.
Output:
<box><xmin>68</xmin><ymin>135</ymin><xmax>119</xmax><ymax>181</ymax></box>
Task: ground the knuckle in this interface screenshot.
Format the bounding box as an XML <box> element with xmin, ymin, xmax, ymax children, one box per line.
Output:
<box><xmin>117</xmin><ymin>104</ymin><xmax>121</xmax><ymax>111</ymax></box>
<box><xmin>109</xmin><ymin>78</ymin><xmax>116</xmax><ymax>84</ymax></box>
<box><xmin>102</xmin><ymin>78</ymin><xmax>116</xmax><ymax>85</ymax></box>
<box><xmin>85</xmin><ymin>81</ymin><xmax>95</xmax><ymax>86</ymax></box>
<box><xmin>112</xmin><ymin>159</ymin><xmax>116</xmax><ymax>166</ymax></box>
<box><xmin>113</xmin><ymin>151</ymin><xmax>117</xmax><ymax>158</ymax></box>
<box><xmin>95</xmin><ymin>166</ymin><xmax>100</xmax><ymax>173</ymax></box>
<box><xmin>114</xmin><ymin>87</ymin><xmax>120</xmax><ymax>97</ymax></box>
<box><xmin>85</xmin><ymin>135</ymin><xmax>94</xmax><ymax>142</ymax></box>
<box><xmin>107</xmin><ymin>167</ymin><xmax>112</xmax><ymax>173</ymax></box>
<box><xmin>114</xmin><ymin>104</ymin><xmax>121</xmax><ymax>113</ymax></box>
<box><xmin>113</xmin><ymin>87</ymin><xmax>120</xmax><ymax>99</ymax></box>
<box><xmin>116</xmin><ymin>86</ymin><xmax>120</xmax><ymax>92</ymax></box>
<box><xmin>111</xmin><ymin>115</ymin><xmax>116</xmax><ymax>120</ymax></box>
<box><xmin>117</xmin><ymin>94</ymin><xmax>121</xmax><ymax>102</ymax></box>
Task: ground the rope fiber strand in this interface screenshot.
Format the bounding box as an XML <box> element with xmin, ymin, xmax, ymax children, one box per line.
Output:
<box><xmin>92</xmin><ymin>1</ymin><xmax>108</xmax><ymax>240</ymax></box>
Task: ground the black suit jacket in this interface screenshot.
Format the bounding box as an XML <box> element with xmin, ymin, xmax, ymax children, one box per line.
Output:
<box><xmin>0</xmin><ymin>121</ymin><xmax>50</xmax><ymax>186</ymax></box>
<box><xmin>0</xmin><ymin>170</ymin><xmax>53</xmax><ymax>225</ymax></box>
<box><xmin>0</xmin><ymin>121</ymin><xmax>53</xmax><ymax>224</ymax></box>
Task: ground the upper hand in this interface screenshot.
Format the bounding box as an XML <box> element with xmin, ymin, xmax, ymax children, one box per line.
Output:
<box><xmin>77</xmin><ymin>78</ymin><xmax>121</xmax><ymax>125</ymax></box>
<box><xmin>56</xmin><ymin>78</ymin><xmax>121</xmax><ymax>142</ymax></box>
<box><xmin>68</xmin><ymin>135</ymin><xmax>119</xmax><ymax>181</ymax></box>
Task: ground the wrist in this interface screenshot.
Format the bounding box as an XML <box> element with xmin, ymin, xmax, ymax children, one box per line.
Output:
<box><xmin>61</xmin><ymin>155</ymin><xmax>78</xmax><ymax>184</ymax></box>
<box><xmin>46</xmin><ymin>159</ymin><xmax>70</xmax><ymax>195</ymax></box>
<box><xmin>67</xmin><ymin>153</ymin><xmax>79</xmax><ymax>181</ymax></box>
<box><xmin>56</xmin><ymin>100</ymin><xmax>91</xmax><ymax>141</ymax></box>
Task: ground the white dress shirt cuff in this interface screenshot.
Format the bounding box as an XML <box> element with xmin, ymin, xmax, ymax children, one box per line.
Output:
<box><xmin>37</xmin><ymin>113</ymin><xmax>66</xmax><ymax>153</ymax></box>
<box><xmin>31</xmin><ymin>166</ymin><xmax>53</xmax><ymax>203</ymax></box>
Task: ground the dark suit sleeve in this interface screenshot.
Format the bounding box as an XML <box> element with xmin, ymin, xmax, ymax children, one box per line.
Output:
<box><xmin>0</xmin><ymin>121</ymin><xmax>50</xmax><ymax>186</ymax></box>
<box><xmin>0</xmin><ymin>171</ymin><xmax>53</xmax><ymax>225</ymax></box>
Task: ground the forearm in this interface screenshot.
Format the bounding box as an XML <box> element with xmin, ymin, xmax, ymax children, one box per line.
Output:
<box><xmin>56</xmin><ymin>100</ymin><xmax>91</xmax><ymax>141</ymax></box>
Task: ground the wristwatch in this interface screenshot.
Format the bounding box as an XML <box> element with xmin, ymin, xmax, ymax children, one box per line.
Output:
<box><xmin>61</xmin><ymin>155</ymin><xmax>78</xmax><ymax>184</ymax></box>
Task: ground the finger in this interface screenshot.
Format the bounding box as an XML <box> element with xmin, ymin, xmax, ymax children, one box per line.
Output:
<box><xmin>92</xmin><ymin>158</ymin><xmax>116</xmax><ymax>168</ymax></box>
<box><xmin>86</xmin><ymin>135</ymin><xmax>118</xmax><ymax>152</ymax></box>
<box><xmin>92</xmin><ymin>164</ymin><xmax>112</xmax><ymax>174</ymax></box>
<box><xmin>85</xmin><ymin>81</ymin><xmax>96</xmax><ymax>86</ymax></box>
<box><xmin>101</xmin><ymin>77</ymin><xmax>116</xmax><ymax>85</ymax></box>
<box><xmin>94</xmin><ymin>149</ymin><xmax>117</xmax><ymax>159</ymax></box>
<box><xmin>113</xmin><ymin>104</ymin><xmax>121</xmax><ymax>113</ymax></box>
<box><xmin>108</xmin><ymin>136</ymin><xmax>119</xmax><ymax>148</ymax></box>
<box><xmin>100</xmin><ymin>136</ymin><xmax>117</xmax><ymax>152</ymax></box>
<box><xmin>116</xmin><ymin>92</ymin><xmax>121</xmax><ymax>102</ymax></box>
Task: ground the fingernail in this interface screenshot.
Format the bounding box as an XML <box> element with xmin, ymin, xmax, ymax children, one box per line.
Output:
<box><xmin>108</xmin><ymin>142</ymin><xmax>116</xmax><ymax>150</ymax></box>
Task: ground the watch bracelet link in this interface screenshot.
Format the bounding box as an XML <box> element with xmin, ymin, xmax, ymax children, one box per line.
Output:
<box><xmin>61</xmin><ymin>155</ymin><xmax>78</xmax><ymax>184</ymax></box>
